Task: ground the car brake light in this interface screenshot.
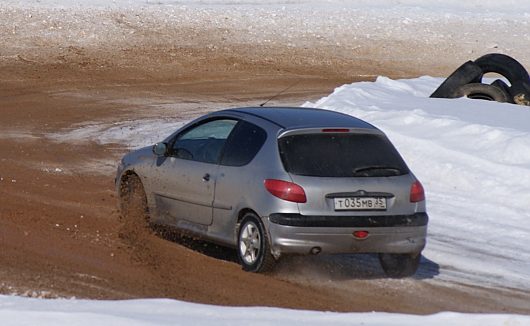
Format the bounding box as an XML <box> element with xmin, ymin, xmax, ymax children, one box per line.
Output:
<box><xmin>322</xmin><ymin>128</ymin><xmax>349</xmax><ymax>132</ymax></box>
<box><xmin>264</xmin><ymin>179</ymin><xmax>307</xmax><ymax>203</ymax></box>
<box><xmin>353</xmin><ymin>231</ymin><xmax>369</xmax><ymax>239</ymax></box>
<box><xmin>410</xmin><ymin>180</ymin><xmax>425</xmax><ymax>203</ymax></box>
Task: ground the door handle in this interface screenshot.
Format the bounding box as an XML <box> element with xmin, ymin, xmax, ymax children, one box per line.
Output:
<box><xmin>202</xmin><ymin>173</ymin><xmax>210</xmax><ymax>182</ymax></box>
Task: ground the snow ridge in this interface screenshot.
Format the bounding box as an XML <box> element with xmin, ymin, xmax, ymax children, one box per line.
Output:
<box><xmin>1</xmin><ymin>295</ymin><xmax>529</xmax><ymax>326</ymax></box>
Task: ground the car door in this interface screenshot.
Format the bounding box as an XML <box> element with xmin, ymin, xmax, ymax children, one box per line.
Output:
<box><xmin>212</xmin><ymin>121</ymin><xmax>268</xmax><ymax>236</ymax></box>
<box><xmin>152</xmin><ymin>118</ymin><xmax>238</xmax><ymax>226</ymax></box>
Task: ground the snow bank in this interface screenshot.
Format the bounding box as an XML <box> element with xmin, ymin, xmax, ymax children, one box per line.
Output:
<box><xmin>1</xmin><ymin>295</ymin><xmax>529</xmax><ymax>326</ymax></box>
<box><xmin>305</xmin><ymin>76</ymin><xmax>530</xmax><ymax>290</ymax></box>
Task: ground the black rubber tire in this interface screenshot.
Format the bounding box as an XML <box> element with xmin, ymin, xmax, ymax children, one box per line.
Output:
<box><xmin>452</xmin><ymin>83</ymin><xmax>510</xmax><ymax>102</ymax></box>
<box><xmin>379</xmin><ymin>253</ymin><xmax>421</xmax><ymax>278</ymax></box>
<box><xmin>119</xmin><ymin>174</ymin><xmax>149</xmax><ymax>227</ymax></box>
<box><xmin>430</xmin><ymin>61</ymin><xmax>483</xmax><ymax>98</ymax></box>
<box><xmin>474</xmin><ymin>53</ymin><xmax>529</xmax><ymax>85</ymax></box>
<box><xmin>490</xmin><ymin>79</ymin><xmax>515</xmax><ymax>104</ymax></box>
<box><xmin>237</xmin><ymin>213</ymin><xmax>276</xmax><ymax>273</ymax></box>
<box><xmin>509</xmin><ymin>79</ymin><xmax>530</xmax><ymax>106</ymax></box>
<box><xmin>490</xmin><ymin>79</ymin><xmax>510</xmax><ymax>93</ymax></box>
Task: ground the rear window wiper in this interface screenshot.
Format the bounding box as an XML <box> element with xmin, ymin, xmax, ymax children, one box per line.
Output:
<box><xmin>352</xmin><ymin>165</ymin><xmax>403</xmax><ymax>176</ymax></box>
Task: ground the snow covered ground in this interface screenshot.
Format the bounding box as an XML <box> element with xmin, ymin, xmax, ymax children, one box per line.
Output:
<box><xmin>7</xmin><ymin>0</ymin><xmax>530</xmax><ymax>11</ymax></box>
<box><xmin>1</xmin><ymin>294</ymin><xmax>530</xmax><ymax>326</ymax></box>
<box><xmin>2</xmin><ymin>0</ymin><xmax>530</xmax><ymax>72</ymax></box>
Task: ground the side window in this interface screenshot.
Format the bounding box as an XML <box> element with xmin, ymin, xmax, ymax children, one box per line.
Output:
<box><xmin>221</xmin><ymin>121</ymin><xmax>267</xmax><ymax>167</ymax></box>
<box><xmin>172</xmin><ymin>119</ymin><xmax>238</xmax><ymax>164</ymax></box>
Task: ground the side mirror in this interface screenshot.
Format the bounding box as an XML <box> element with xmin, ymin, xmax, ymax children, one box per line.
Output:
<box><xmin>152</xmin><ymin>142</ymin><xmax>168</xmax><ymax>157</ymax></box>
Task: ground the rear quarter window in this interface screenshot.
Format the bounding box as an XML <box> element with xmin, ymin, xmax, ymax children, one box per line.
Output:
<box><xmin>278</xmin><ymin>133</ymin><xmax>409</xmax><ymax>177</ymax></box>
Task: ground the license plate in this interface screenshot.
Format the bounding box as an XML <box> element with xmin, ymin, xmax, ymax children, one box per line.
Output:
<box><xmin>333</xmin><ymin>197</ymin><xmax>386</xmax><ymax>211</ymax></box>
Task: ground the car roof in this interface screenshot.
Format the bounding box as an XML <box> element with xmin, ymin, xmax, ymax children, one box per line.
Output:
<box><xmin>222</xmin><ymin>107</ymin><xmax>377</xmax><ymax>130</ymax></box>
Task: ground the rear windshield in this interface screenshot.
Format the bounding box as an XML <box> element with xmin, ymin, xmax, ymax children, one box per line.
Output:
<box><xmin>278</xmin><ymin>133</ymin><xmax>409</xmax><ymax>177</ymax></box>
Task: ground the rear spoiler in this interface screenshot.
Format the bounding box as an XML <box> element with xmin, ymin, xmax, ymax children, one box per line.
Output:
<box><xmin>278</xmin><ymin>127</ymin><xmax>383</xmax><ymax>138</ymax></box>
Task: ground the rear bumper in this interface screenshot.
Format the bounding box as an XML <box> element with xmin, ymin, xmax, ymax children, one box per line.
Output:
<box><xmin>269</xmin><ymin>212</ymin><xmax>428</xmax><ymax>227</ymax></box>
<box><xmin>267</xmin><ymin>213</ymin><xmax>427</xmax><ymax>256</ymax></box>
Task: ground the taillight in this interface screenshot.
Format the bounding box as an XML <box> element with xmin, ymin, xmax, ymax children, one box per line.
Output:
<box><xmin>410</xmin><ymin>180</ymin><xmax>425</xmax><ymax>203</ymax></box>
<box><xmin>264</xmin><ymin>179</ymin><xmax>307</xmax><ymax>203</ymax></box>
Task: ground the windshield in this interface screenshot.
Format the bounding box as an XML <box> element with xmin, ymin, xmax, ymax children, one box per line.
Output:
<box><xmin>278</xmin><ymin>133</ymin><xmax>409</xmax><ymax>177</ymax></box>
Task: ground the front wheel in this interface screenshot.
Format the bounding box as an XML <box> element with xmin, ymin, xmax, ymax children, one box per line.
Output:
<box><xmin>119</xmin><ymin>174</ymin><xmax>149</xmax><ymax>229</ymax></box>
<box><xmin>379</xmin><ymin>253</ymin><xmax>421</xmax><ymax>278</ymax></box>
<box><xmin>237</xmin><ymin>213</ymin><xmax>276</xmax><ymax>273</ymax></box>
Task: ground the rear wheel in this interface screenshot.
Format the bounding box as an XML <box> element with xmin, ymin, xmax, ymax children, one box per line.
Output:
<box><xmin>237</xmin><ymin>213</ymin><xmax>276</xmax><ymax>273</ymax></box>
<box><xmin>379</xmin><ymin>253</ymin><xmax>421</xmax><ymax>278</ymax></box>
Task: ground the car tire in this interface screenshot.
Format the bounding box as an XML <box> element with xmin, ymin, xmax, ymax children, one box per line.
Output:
<box><xmin>119</xmin><ymin>174</ymin><xmax>149</xmax><ymax>228</ymax></box>
<box><xmin>430</xmin><ymin>61</ymin><xmax>483</xmax><ymax>98</ymax></box>
<box><xmin>474</xmin><ymin>53</ymin><xmax>529</xmax><ymax>85</ymax></box>
<box><xmin>451</xmin><ymin>83</ymin><xmax>510</xmax><ymax>102</ymax></box>
<box><xmin>237</xmin><ymin>213</ymin><xmax>276</xmax><ymax>273</ymax></box>
<box><xmin>379</xmin><ymin>253</ymin><xmax>421</xmax><ymax>278</ymax></box>
<box><xmin>490</xmin><ymin>79</ymin><xmax>514</xmax><ymax>103</ymax></box>
<box><xmin>509</xmin><ymin>79</ymin><xmax>530</xmax><ymax>106</ymax></box>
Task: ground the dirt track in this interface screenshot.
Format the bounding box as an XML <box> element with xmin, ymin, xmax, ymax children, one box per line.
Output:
<box><xmin>1</xmin><ymin>8</ymin><xmax>530</xmax><ymax>313</ymax></box>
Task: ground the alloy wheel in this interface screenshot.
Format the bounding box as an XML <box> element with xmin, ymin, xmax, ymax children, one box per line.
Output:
<box><xmin>239</xmin><ymin>221</ymin><xmax>261</xmax><ymax>265</ymax></box>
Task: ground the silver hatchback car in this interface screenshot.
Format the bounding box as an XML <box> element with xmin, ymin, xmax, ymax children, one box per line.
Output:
<box><xmin>116</xmin><ymin>107</ymin><xmax>428</xmax><ymax>277</ymax></box>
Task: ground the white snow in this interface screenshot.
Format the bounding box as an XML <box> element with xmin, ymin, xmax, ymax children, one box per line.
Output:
<box><xmin>2</xmin><ymin>0</ymin><xmax>530</xmax><ymax>70</ymax></box>
<box><xmin>1</xmin><ymin>295</ymin><xmax>529</xmax><ymax>326</ymax></box>
<box><xmin>49</xmin><ymin>119</ymin><xmax>187</xmax><ymax>149</ymax></box>
<box><xmin>5</xmin><ymin>0</ymin><xmax>530</xmax><ymax>12</ymax></box>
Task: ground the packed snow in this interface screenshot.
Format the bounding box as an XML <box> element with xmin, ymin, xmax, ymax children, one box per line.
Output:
<box><xmin>2</xmin><ymin>0</ymin><xmax>530</xmax><ymax>70</ymax></box>
<box><xmin>1</xmin><ymin>295</ymin><xmax>529</xmax><ymax>326</ymax></box>
<box><xmin>5</xmin><ymin>0</ymin><xmax>530</xmax><ymax>12</ymax></box>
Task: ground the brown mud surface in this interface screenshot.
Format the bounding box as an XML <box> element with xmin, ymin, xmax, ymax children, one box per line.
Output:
<box><xmin>1</xmin><ymin>45</ymin><xmax>530</xmax><ymax>315</ymax></box>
